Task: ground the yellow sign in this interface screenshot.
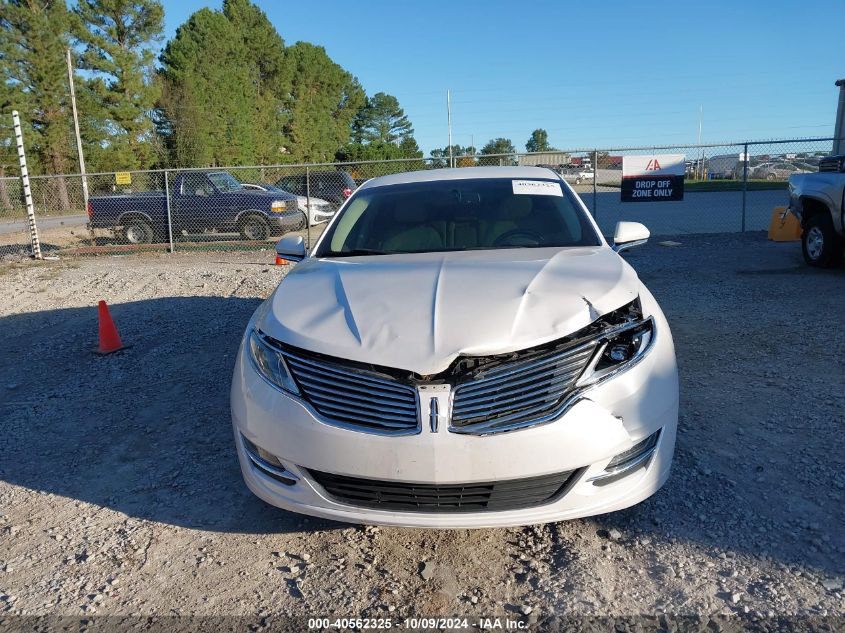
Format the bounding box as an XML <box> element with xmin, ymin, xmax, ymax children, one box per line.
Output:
<box><xmin>115</xmin><ymin>172</ymin><xmax>131</xmax><ymax>186</ymax></box>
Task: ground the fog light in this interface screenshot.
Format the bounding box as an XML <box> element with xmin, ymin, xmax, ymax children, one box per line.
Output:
<box><xmin>608</xmin><ymin>345</ymin><xmax>630</xmax><ymax>362</ymax></box>
<box><xmin>588</xmin><ymin>430</ymin><xmax>660</xmax><ymax>485</ymax></box>
<box><xmin>241</xmin><ymin>435</ymin><xmax>298</xmax><ymax>486</ymax></box>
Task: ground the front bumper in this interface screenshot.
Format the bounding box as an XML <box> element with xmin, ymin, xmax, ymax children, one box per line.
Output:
<box><xmin>230</xmin><ymin>296</ymin><xmax>679</xmax><ymax>528</ymax></box>
<box><xmin>267</xmin><ymin>212</ymin><xmax>304</xmax><ymax>233</ymax></box>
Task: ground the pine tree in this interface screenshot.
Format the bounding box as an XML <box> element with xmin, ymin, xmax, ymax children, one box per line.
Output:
<box><xmin>283</xmin><ymin>42</ymin><xmax>365</xmax><ymax>162</ymax></box>
<box><xmin>0</xmin><ymin>79</ymin><xmax>19</xmax><ymax>210</ymax></box>
<box><xmin>222</xmin><ymin>0</ymin><xmax>288</xmax><ymax>163</ymax></box>
<box><xmin>158</xmin><ymin>1</ymin><xmax>298</xmax><ymax>166</ymax></box>
<box><xmin>1</xmin><ymin>0</ymin><xmax>74</xmax><ymax>208</ymax></box>
<box><xmin>73</xmin><ymin>0</ymin><xmax>164</xmax><ymax>170</ymax></box>
<box><xmin>351</xmin><ymin>92</ymin><xmax>413</xmax><ymax>145</ymax></box>
<box><xmin>158</xmin><ymin>8</ymin><xmax>260</xmax><ymax>166</ymax></box>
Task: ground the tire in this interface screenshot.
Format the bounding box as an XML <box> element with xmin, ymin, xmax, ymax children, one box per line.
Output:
<box><xmin>239</xmin><ymin>214</ymin><xmax>270</xmax><ymax>241</ymax></box>
<box><xmin>766</xmin><ymin>173</ymin><xmax>776</xmax><ymax>181</ymax></box>
<box><xmin>122</xmin><ymin>217</ymin><xmax>154</xmax><ymax>245</ymax></box>
<box><xmin>802</xmin><ymin>213</ymin><xmax>844</xmax><ymax>268</ymax></box>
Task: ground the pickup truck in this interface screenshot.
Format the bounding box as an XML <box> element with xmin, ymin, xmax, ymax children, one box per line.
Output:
<box><xmin>787</xmin><ymin>155</ymin><xmax>845</xmax><ymax>267</ymax></box>
<box><xmin>88</xmin><ymin>170</ymin><xmax>302</xmax><ymax>244</ymax></box>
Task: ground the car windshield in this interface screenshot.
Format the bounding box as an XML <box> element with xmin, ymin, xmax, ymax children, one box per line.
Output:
<box><xmin>208</xmin><ymin>172</ymin><xmax>243</xmax><ymax>192</ymax></box>
<box><xmin>316</xmin><ymin>177</ymin><xmax>600</xmax><ymax>257</ymax></box>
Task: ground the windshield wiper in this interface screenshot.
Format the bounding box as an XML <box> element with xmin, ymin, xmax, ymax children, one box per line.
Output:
<box><xmin>322</xmin><ymin>248</ymin><xmax>395</xmax><ymax>258</ymax></box>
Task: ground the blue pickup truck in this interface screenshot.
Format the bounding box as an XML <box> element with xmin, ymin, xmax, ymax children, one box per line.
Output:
<box><xmin>88</xmin><ymin>171</ymin><xmax>303</xmax><ymax>244</ymax></box>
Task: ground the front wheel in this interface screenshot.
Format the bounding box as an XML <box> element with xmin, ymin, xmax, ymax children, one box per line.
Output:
<box><xmin>240</xmin><ymin>215</ymin><xmax>270</xmax><ymax>241</ymax></box>
<box><xmin>802</xmin><ymin>214</ymin><xmax>844</xmax><ymax>268</ymax></box>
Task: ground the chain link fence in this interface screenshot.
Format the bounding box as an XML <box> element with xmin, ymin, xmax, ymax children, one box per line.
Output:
<box><xmin>0</xmin><ymin>137</ymin><xmax>837</xmax><ymax>260</ymax></box>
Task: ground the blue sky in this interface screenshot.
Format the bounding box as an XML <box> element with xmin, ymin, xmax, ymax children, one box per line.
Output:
<box><xmin>162</xmin><ymin>0</ymin><xmax>844</xmax><ymax>154</ymax></box>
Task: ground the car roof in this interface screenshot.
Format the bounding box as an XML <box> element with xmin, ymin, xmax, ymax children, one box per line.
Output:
<box><xmin>358</xmin><ymin>166</ymin><xmax>561</xmax><ymax>190</ymax></box>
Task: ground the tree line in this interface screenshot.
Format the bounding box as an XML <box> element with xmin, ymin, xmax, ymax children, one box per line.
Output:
<box><xmin>0</xmin><ymin>0</ymin><xmax>423</xmax><ymax>180</ymax></box>
<box><xmin>1</xmin><ymin>0</ymin><xmax>566</xmax><ymax>188</ymax></box>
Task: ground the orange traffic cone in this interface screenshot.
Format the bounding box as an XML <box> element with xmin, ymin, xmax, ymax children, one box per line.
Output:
<box><xmin>96</xmin><ymin>300</ymin><xmax>126</xmax><ymax>354</ymax></box>
<box><xmin>274</xmin><ymin>254</ymin><xmax>289</xmax><ymax>265</ymax></box>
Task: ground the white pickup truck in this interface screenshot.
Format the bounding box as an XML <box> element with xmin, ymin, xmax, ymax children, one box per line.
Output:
<box><xmin>788</xmin><ymin>154</ymin><xmax>845</xmax><ymax>267</ymax></box>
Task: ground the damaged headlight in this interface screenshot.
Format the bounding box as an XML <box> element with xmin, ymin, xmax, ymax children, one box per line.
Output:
<box><xmin>577</xmin><ymin>317</ymin><xmax>655</xmax><ymax>386</ymax></box>
<box><xmin>247</xmin><ymin>330</ymin><xmax>300</xmax><ymax>395</ymax></box>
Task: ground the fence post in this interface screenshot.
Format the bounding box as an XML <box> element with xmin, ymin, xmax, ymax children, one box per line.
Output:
<box><xmin>592</xmin><ymin>149</ymin><xmax>598</xmax><ymax>219</ymax></box>
<box><xmin>305</xmin><ymin>165</ymin><xmax>311</xmax><ymax>253</ymax></box>
<box><xmin>12</xmin><ymin>110</ymin><xmax>42</xmax><ymax>260</ymax></box>
<box><xmin>741</xmin><ymin>142</ymin><xmax>748</xmax><ymax>233</ymax></box>
<box><xmin>163</xmin><ymin>169</ymin><xmax>175</xmax><ymax>253</ymax></box>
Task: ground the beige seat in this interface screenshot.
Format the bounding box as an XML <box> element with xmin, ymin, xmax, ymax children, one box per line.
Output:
<box><xmin>482</xmin><ymin>196</ymin><xmax>534</xmax><ymax>245</ymax></box>
<box><xmin>383</xmin><ymin>200</ymin><xmax>443</xmax><ymax>251</ymax></box>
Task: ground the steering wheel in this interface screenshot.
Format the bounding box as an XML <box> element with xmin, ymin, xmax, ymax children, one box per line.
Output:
<box><xmin>492</xmin><ymin>229</ymin><xmax>543</xmax><ymax>247</ymax></box>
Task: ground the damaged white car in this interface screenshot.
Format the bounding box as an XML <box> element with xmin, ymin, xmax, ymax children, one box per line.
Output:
<box><xmin>231</xmin><ymin>166</ymin><xmax>679</xmax><ymax>528</ymax></box>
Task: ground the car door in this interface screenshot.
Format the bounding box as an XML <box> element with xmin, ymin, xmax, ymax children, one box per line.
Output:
<box><xmin>204</xmin><ymin>172</ymin><xmax>244</xmax><ymax>232</ymax></box>
<box><xmin>174</xmin><ymin>173</ymin><xmax>217</xmax><ymax>234</ymax></box>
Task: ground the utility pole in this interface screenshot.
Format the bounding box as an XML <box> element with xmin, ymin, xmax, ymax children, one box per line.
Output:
<box><xmin>834</xmin><ymin>79</ymin><xmax>845</xmax><ymax>155</ymax></box>
<box><xmin>447</xmin><ymin>89</ymin><xmax>453</xmax><ymax>168</ymax></box>
<box><xmin>697</xmin><ymin>105</ymin><xmax>704</xmax><ymax>181</ymax></box>
<box><xmin>66</xmin><ymin>49</ymin><xmax>89</xmax><ymax>213</ymax></box>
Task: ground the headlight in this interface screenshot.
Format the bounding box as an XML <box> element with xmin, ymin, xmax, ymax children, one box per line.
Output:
<box><xmin>247</xmin><ymin>330</ymin><xmax>300</xmax><ymax>395</ymax></box>
<box><xmin>271</xmin><ymin>200</ymin><xmax>297</xmax><ymax>213</ymax></box>
<box><xmin>577</xmin><ymin>317</ymin><xmax>654</xmax><ymax>386</ymax></box>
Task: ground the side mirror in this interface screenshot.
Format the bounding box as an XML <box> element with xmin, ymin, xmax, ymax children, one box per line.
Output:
<box><xmin>612</xmin><ymin>221</ymin><xmax>650</xmax><ymax>253</ymax></box>
<box><xmin>275</xmin><ymin>234</ymin><xmax>306</xmax><ymax>264</ymax></box>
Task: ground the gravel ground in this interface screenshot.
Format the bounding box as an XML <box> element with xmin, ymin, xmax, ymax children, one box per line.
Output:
<box><xmin>0</xmin><ymin>232</ymin><xmax>843</xmax><ymax>629</ymax></box>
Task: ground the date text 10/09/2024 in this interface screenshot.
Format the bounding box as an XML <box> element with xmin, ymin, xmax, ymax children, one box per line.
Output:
<box><xmin>308</xmin><ymin>617</ymin><xmax>530</xmax><ymax>630</ymax></box>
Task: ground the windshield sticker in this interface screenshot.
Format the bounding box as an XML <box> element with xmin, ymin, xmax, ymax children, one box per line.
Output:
<box><xmin>512</xmin><ymin>180</ymin><xmax>563</xmax><ymax>197</ymax></box>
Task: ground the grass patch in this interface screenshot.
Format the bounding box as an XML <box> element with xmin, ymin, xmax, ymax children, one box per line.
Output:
<box><xmin>684</xmin><ymin>180</ymin><xmax>788</xmax><ymax>192</ymax></box>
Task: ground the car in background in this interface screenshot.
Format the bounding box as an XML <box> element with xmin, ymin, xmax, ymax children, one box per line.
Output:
<box><xmin>88</xmin><ymin>171</ymin><xmax>301</xmax><ymax>243</ymax></box>
<box><xmin>241</xmin><ymin>183</ymin><xmax>336</xmax><ymax>225</ymax></box>
<box><xmin>231</xmin><ymin>166</ymin><xmax>679</xmax><ymax>527</ymax></box>
<box><xmin>751</xmin><ymin>162</ymin><xmax>810</xmax><ymax>181</ymax></box>
<box><xmin>705</xmin><ymin>154</ymin><xmax>749</xmax><ymax>180</ymax></box>
<box><xmin>275</xmin><ymin>170</ymin><xmax>357</xmax><ymax>208</ymax></box>
<box><xmin>559</xmin><ymin>166</ymin><xmax>595</xmax><ymax>185</ymax></box>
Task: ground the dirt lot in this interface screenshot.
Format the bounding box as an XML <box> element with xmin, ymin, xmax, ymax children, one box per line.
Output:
<box><xmin>0</xmin><ymin>233</ymin><xmax>843</xmax><ymax>628</ymax></box>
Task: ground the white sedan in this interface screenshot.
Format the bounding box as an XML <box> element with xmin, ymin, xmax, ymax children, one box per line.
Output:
<box><xmin>231</xmin><ymin>166</ymin><xmax>678</xmax><ymax>528</ymax></box>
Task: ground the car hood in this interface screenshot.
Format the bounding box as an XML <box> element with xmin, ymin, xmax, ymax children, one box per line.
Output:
<box><xmin>256</xmin><ymin>247</ymin><xmax>641</xmax><ymax>376</ymax></box>
<box><xmin>296</xmin><ymin>195</ymin><xmax>331</xmax><ymax>208</ymax></box>
<box><xmin>236</xmin><ymin>189</ymin><xmax>297</xmax><ymax>201</ymax></box>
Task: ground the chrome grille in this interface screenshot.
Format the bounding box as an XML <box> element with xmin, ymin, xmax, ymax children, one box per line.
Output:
<box><xmin>451</xmin><ymin>340</ymin><xmax>597</xmax><ymax>434</ymax></box>
<box><xmin>281</xmin><ymin>347</ymin><xmax>419</xmax><ymax>434</ymax></box>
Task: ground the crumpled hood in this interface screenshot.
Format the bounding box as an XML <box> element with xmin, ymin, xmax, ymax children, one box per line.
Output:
<box><xmin>257</xmin><ymin>247</ymin><xmax>641</xmax><ymax>376</ymax></box>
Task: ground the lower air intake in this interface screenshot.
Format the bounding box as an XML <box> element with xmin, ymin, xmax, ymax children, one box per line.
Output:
<box><xmin>307</xmin><ymin>468</ymin><xmax>580</xmax><ymax>513</ymax></box>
